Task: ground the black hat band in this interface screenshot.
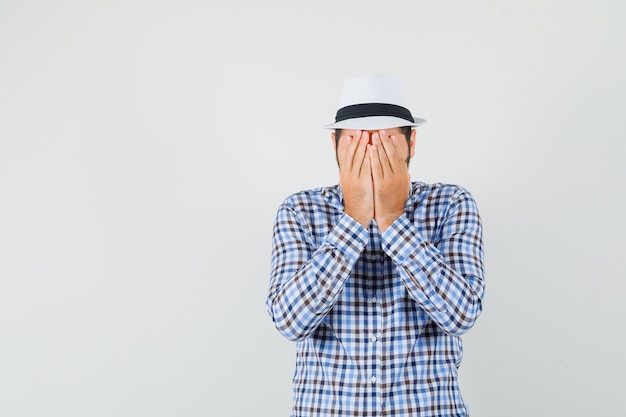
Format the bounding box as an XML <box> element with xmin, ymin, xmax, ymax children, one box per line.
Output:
<box><xmin>335</xmin><ymin>103</ymin><xmax>414</xmax><ymax>123</ymax></box>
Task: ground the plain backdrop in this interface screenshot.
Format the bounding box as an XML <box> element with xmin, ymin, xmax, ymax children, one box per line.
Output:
<box><xmin>1</xmin><ymin>1</ymin><xmax>625</xmax><ymax>416</ymax></box>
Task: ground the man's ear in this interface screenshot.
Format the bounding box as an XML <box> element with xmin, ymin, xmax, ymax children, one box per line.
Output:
<box><xmin>409</xmin><ymin>128</ymin><xmax>417</xmax><ymax>158</ymax></box>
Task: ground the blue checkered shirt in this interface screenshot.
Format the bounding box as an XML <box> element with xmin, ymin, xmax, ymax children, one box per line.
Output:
<box><xmin>267</xmin><ymin>182</ymin><xmax>485</xmax><ymax>416</ymax></box>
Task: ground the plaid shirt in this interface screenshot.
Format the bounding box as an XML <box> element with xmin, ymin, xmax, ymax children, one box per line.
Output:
<box><xmin>267</xmin><ymin>182</ymin><xmax>485</xmax><ymax>416</ymax></box>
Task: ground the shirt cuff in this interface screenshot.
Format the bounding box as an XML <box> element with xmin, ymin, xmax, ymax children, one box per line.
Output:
<box><xmin>380</xmin><ymin>215</ymin><xmax>426</xmax><ymax>259</ymax></box>
<box><xmin>380</xmin><ymin>215</ymin><xmax>446</xmax><ymax>312</ymax></box>
<box><xmin>324</xmin><ymin>213</ymin><xmax>369</xmax><ymax>262</ymax></box>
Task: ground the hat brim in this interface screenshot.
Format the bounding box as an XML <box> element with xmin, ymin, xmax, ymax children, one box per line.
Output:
<box><xmin>322</xmin><ymin>116</ymin><xmax>426</xmax><ymax>130</ymax></box>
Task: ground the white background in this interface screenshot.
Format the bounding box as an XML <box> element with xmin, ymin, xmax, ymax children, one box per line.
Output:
<box><xmin>1</xmin><ymin>1</ymin><xmax>625</xmax><ymax>416</ymax></box>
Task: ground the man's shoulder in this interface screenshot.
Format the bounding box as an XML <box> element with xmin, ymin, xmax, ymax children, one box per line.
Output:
<box><xmin>413</xmin><ymin>182</ymin><xmax>474</xmax><ymax>198</ymax></box>
<box><xmin>411</xmin><ymin>182</ymin><xmax>478</xmax><ymax>209</ymax></box>
<box><xmin>279</xmin><ymin>184</ymin><xmax>341</xmax><ymax>210</ymax></box>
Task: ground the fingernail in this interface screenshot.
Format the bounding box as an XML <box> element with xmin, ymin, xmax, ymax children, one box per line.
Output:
<box><xmin>391</xmin><ymin>135</ymin><xmax>397</xmax><ymax>143</ymax></box>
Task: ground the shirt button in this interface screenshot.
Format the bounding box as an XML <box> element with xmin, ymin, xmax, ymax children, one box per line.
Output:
<box><xmin>370</xmin><ymin>335</ymin><xmax>378</xmax><ymax>342</ymax></box>
<box><xmin>370</xmin><ymin>253</ymin><xmax>378</xmax><ymax>261</ymax></box>
<box><xmin>371</xmin><ymin>296</ymin><xmax>377</xmax><ymax>304</ymax></box>
<box><xmin>371</xmin><ymin>376</ymin><xmax>378</xmax><ymax>384</ymax></box>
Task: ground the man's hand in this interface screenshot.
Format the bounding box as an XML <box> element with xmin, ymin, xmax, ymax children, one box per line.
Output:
<box><xmin>369</xmin><ymin>130</ymin><xmax>410</xmax><ymax>232</ymax></box>
<box><xmin>337</xmin><ymin>130</ymin><xmax>374</xmax><ymax>229</ymax></box>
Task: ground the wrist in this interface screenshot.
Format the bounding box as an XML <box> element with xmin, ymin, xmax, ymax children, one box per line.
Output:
<box><xmin>344</xmin><ymin>209</ymin><xmax>371</xmax><ymax>229</ymax></box>
<box><xmin>375</xmin><ymin>211</ymin><xmax>404</xmax><ymax>232</ymax></box>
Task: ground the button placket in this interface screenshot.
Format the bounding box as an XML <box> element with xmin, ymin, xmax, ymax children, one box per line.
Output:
<box><xmin>367</xmin><ymin>287</ymin><xmax>383</xmax><ymax>408</ymax></box>
<box><xmin>364</xmin><ymin>227</ymin><xmax>384</xmax><ymax>412</ymax></box>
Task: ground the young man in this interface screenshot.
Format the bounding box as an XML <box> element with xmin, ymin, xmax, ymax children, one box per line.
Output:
<box><xmin>266</xmin><ymin>74</ymin><xmax>485</xmax><ymax>416</ymax></box>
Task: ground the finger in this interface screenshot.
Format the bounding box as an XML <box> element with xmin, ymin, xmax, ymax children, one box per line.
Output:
<box><xmin>389</xmin><ymin>135</ymin><xmax>408</xmax><ymax>171</ymax></box>
<box><xmin>339</xmin><ymin>130</ymin><xmax>361</xmax><ymax>171</ymax></box>
<box><xmin>373</xmin><ymin>131</ymin><xmax>392</xmax><ymax>174</ymax></box>
<box><xmin>354</xmin><ymin>131</ymin><xmax>370</xmax><ymax>176</ymax></box>
<box><xmin>369</xmin><ymin>143</ymin><xmax>383</xmax><ymax>181</ymax></box>
<box><xmin>362</xmin><ymin>143</ymin><xmax>372</xmax><ymax>178</ymax></box>
<box><xmin>380</xmin><ymin>131</ymin><xmax>403</xmax><ymax>173</ymax></box>
<box><xmin>370</xmin><ymin>133</ymin><xmax>384</xmax><ymax>176</ymax></box>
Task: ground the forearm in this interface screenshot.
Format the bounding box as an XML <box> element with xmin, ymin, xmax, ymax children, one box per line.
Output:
<box><xmin>381</xmin><ymin>208</ymin><xmax>485</xmax><ymax>336</ymax></box>
<box><xmin>266</xmin><ymin>209</ymin><xmax>368</xmax><ymax>341</ymax></box>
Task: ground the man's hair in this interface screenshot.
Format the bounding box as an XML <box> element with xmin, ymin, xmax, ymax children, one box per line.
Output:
<box><xmin>334</xmin><ymin>126</ymin><xmax>413</xmax><ymax>149</ymax></box>
<box><xmin>334</xmin><ymin>126</ymin><xmax>414</xmax><ymax>165</ymax></box>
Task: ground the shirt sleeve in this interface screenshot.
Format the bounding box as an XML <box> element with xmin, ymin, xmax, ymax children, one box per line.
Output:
<box><xmin>266</xmin><ymin>204</ymin><xmax>369</xmax><ymax>342</ymax></box>
<box><xmin>381</xmin><ymin>188</ymin><xmax>485</xmax><ymax>336</ymax></box>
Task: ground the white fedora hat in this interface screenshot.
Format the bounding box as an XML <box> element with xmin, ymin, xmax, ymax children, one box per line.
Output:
<box><xmin>323</xmin><ymin>73</ymin><xmax>426</xmax><ymax>130</ymax></box>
